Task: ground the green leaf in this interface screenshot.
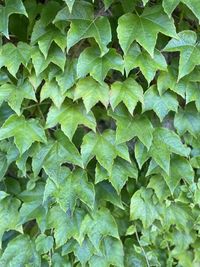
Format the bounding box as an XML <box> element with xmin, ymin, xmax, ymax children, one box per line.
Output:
<box><xmin>81</xmin><ymin>129</ymin><xmax>130</xmax><ymax>173</ymax></box>
<box><xmin>77</xmin><ymin>47</ymin><xmax>124</xmax><ymax>84</ymax></box>
<box><xmin>109</xmin><ymin>105</ymin><xmax>154</xmax><ymax>149</ymax></box>
<box><xmin>0</xmin><ymin>42</ymin><xmax>32</xmax><ymax>77</ymax></box>
<box><xmin>117</xmin><ymin>5</ymin><xmax>177</xmax><ymax>56</ymax></box>
<box><xmin>110</xmin><ymin>77</ymin><xmax>143</xmax><ymax>114</ymax></box>
<box><xmin>174</xmin><ymin>105</ymin><xmax>200</xmax><ymax>137</ymax></box>
<box><xmin>46</xmin><ymin>99</ymin><xmax>96</xmax><ymax>140</ymax></box>
<box><xmin>149</xmin><ymin>127</ymin><xmax>191</xmax><ymax>174</ymax></box>
<box><xmin>95</xmin><ymin>158</ymin><xmax>138</xmax><ymax>193</ymax></box>
<box><xmin>0</xmin><ymin>81</ymin><xmax>36</xmax><ymax>115</ymax></box>
<box><xmin>32</xmin><ymin>130</ymin><xmax>83</xmax><ymax>176</ymax></box>
<box><xmin>143</xmin><ymin>85</ymin><xmax>178</xmax><ymax>121</ymax></box>
<box><xmin>78</xmin><ymin>208</ymin><xmax>119</xmax><ymax>249</ymax></box>
<box><xmin>31</xmin><ymin>46</ymin><xmax>66</xmax><ymax>76</ymax></box>
<box><xmin>54</xmin><ymin>1</ymin><xmax>111</xmax><ymax>55</ymax></box>
<box><xmin>35</xmin><ymin>234</ymin><xmax>54</xmax><ymax>254</ymax></box>
<box><xmin>74</xmin><ymin>77</ymin><xmax>109</xmax><ymax>112</ymax></box>
<box><xmin>124</xmin><ymin>43</ymin><xmax>167</xmax><ymax>84</ymax></box>
<box><xmin>163</xmin><ymin>31</ymin><xmax>200</xmax><ymax>80</ymax></box>
<box><xmin>44</xmin><ymin>167</ymin><xmax>95</xmax><ymax>213</ymax></box>
<box><xmin>0</xmin><ymin>197</ymin><xmax>21</xmax><ymax>245</ymax></box>
<box><xmin>47</xmin><ymin>205</ymin><xmax>85</xmax><ymax>247</ymax></box>
<box><xmin>0</xmin><ymin>114</ymin><xmax>46</xmax><ymax>154</ymax></box>
<box><xmin>63</xmin><ymin>0</ymin><xmax>76</xmax><ymax>13</ymax></box>
<box><xmin>135</xmin><ymin>141</ymin><xmax>149</xmax><ymax>169</ymax></box>
<box><xmin>40</xmin><ymin>80</ymin><xmax>64</xmax><ymax>108</ymax></box>
<box><xmin>89</xmin><ymin>237</ymin><xmax>124</xmax><ymax>267</ymax></box>
<box><xmin>163</xmin><ymin>155</ymin><xmax>194</xmax><ymax>193</ymax></box>
<box><xmin>130</xmin><ymin>188</ymin><xmax>160</xmax><ymax>228</ymax></box>
<box><xmin>163</xmin><ymin>0</ymin><xmax>200</xmax><ymax>22</ymax></box>
<box><xmin>0</xmin><ymin>0</ymin><xmax>27</xmax><ymax>38</ymax></box>
<box><xmin>148</xmin><ymin>175</ymin><xmax>171</xmax><ymax>201</ymax></box>
<box><xmin>0</xmin><ymin>235</ymin><xmax>40</xmax><ymax>267</ymax></box>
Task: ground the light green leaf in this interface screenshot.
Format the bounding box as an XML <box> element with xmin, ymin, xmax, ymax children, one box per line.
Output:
<box><xmin>81</xmin><ymin>129</ymin><xmax>130</xmax><ymax>173</ymax></box>
<box><xmin>174</xmin><ymin>105</ymin><xmax>200</xmax><ymax>137</ymax></box>
<box><xmin>63</xmin><ymin>0</ymin><xmax>76</xmax><ymax>13</ymax></box>
<box><xmin>135</xmin><ymin>141</ymin><xmax>149</xmax><ymax>169</ymax></box>
<box><xmin>0</xmin><ymin>0</ymin><xmax>27</xmax><ymax>38</ymax></box>
<box><xmin>148</xmin><ymin>175</ymin><xmax>171</xmax><ymax>201</ymax></box>
<box><xmin>149</xmin><ymin>127</ymin><xmax>190</xmax><ymax>174</ymax></box>
<box><xmin>117</xmin><ymin>5</ymin><xmax>177</xmax><ymax>56</ymax></box>
<box><xmin>95</xmin><ymin>158</ymin><xmax>138</xmax><ymax>193</ymax></box>
<box><xmin>0</xmin><ymin>235</ymin><xmax>40</xmax><ymax>267</ymax></box>
<box><xmin>74</xmin><ymin>77</ymin><xmax>109</xmax><ymax>112</ymax></box>
<box><xmin>54</xmin><ymin>1</ymin><xmax>111</xmax><ymax>54</ymax></box>
<box><xmin>0</xmin><ymin>42</ymin><xmax>32</xmax><ymax>77</ymax></box>
<box><xmin>0</xmin><ymin>197</ymin><xmax>21</xmax><ymax>245</ymax></box>
<box><xmin>46</xmin><ymin>99</ymin><xmax>96</xmax><ymax>140</ymax></box>
<box><xmin>163</xmin><ymin>0</ymin><xmax>200</xmax><ymax>22</ymax></box>
<box><xmin>124</xmin><ymin>43</ymin><xmax>167</xmax><ymax>84</ymax></box>
<box><xmin>78</xmin><ymin>208</ymin><xmax>119</xmax><ymax>249</ymax></box>
<box><xmin>163</xmin><ymin>31</ymin><xmax>200</xmax><ymax>80</ymax></box>
<box><xmin>44</xmin><ymin>167</ymin><xmax>95</xmax><ymax>214</ymax></box>
<box><xmin>89</xmin><ymin>237</ymin><xmax>124</xmax><ymax>267</ymax></box>
<box><xmin>0</xmin><ymin>115</ymin><xmax>46</xmax><ymax>154</ymax></box>
<box><xmin>77</xmin><ymin>47</ymin><xmax>124</xmax><ymax>84</ymax></box>
<box><xmin>143</xmin><ymin>85</ymin><xmax>178</xmax><ymax>121</ymax></box>
<box><xmin>109</xmin><ymin>105</ymin><xmax>154</xmax><ymax>149</ymax></box>
<box><xmin>56</xmin><ymin>59</ymin><xmax>77</xmax><ymax>94</ymax></box>
<box><xmin>110</xmin><ymin>77</ymin><xmax>143</xmax><ymax>114</ymax></box>
<box><xmin>32</xmin><ymin>130</ymin><xmax>83</xmax><ymax>176</ymax></box>
<box><xmin>0</xmin><ymin>81</ymin><xmax>36</xmax><ymax>115</ymax></box>
<box><xmin>130</xmin><ymin>188</ymin><xmax>160</xmax><ymax>228</ymax></box>
<box><xmin>35</xmin><ymin>234</ymin><xmax>54</xmax><ymax>254</ymax></box>
<box><xmin>47</xmin><ymin>206</ymin><xmax>85</xmax><ymax>247</ymax></box>
<box><xmin>163</xmin><ymin>155</ymin><xmax>194</xmax><ymax>193</ymax></box>
<box><xmin>40</xmin><ymin>80</ymin><xmax>64</xmax><ymax>108</ymax></box>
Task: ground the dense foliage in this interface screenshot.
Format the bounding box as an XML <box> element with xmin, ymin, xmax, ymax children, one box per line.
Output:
<box><xmin>0</xmin><ymin>0</ymin><xmax>200</xmax><ymax>266</ymax></box>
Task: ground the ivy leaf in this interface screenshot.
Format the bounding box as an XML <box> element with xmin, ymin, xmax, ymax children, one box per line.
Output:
<box><xmin>78</xmin><ymin>208</ymin><xmax>119</xmax><ymax>250</ymax></box>
<box><xmin>117</xmin><ymin>5</ymin><xmax>177</xmax><ymax>56</ymax></box>
<box><xmin>63</xmin><ymin>0</ymin><xmax>76</xmax><ymax>13</ymax></box>
<box><xmin>47</xmin><ymin>206</ymin><xmax>85</xmax><ymax>247</ymax></box>
<box><xmin>163</xmin><ymin>31</ymin><xmax>200</xmax><ymax>80</ymax></box>
<box><xmin>0</xmin><ymin>235</ymin><xmax>40</xmax><ymax>266</ymax></box>
<box><xmin>135</xmin><ymin>141</ymin><xmax>149</xmax><ymax>169</ymax></box>
<box><xmin>54</xmin><ymin>1</ymin><xmax>111</xmax><ymax>55</ymax></box>
<box><xmin>89</xmin><ymin>237</ymin><xmax>124</xmax><ymax>267</ymax></box>
<box><xmin>56</xmin><ymin>59</ymin><xmax>77</xmax><ymax>94</ymax></box>
<box><xmin>143</xmin><ymin>85</ymin><xmax>178</xmax><ymax>121</ymax></box>
<box><xmin>130</xmin><ymin>188</ymin><xmax>160</xmax><ymax>228</ymax></box>
<box><xmin>110</xmin><ymin>77</ymin><xmax>143</xmax><ymax>114</ymax></box>
<box><xmin>0</xmin><ymin>115</ymin><xmax>47</xmax><ymax>154</ymax></box>
<box><xmin>74</xmin><ymin>77</ymin><xmax>109</xmax><ymax>112</ymax></box>
<box><xmin>148</xmin><ymin>175</ymin><xmax>171</xmax><ymax>201</ymax></box>
<box><xmin>0</xmin><ymin>0</ymin><xmax>27</xmax><ymax>38</ymax></box>
<box><xmin>95</xmin><ymin>158</ymin><xmax>138</xmax><ymax>193</ymax></box>
<box><xmin>32</xmin><ymin>130</ymin><xmax>83</xmax><ymax>176</ymax></box>
<box><xmin>81</xmin><ymin>129</ymin><xmax>130</xmax><ymax>173</ymax></box>
<box><xmin>0</xmin><ymin>81</ymin><xmax>36</xmax><ymax>115</ymax></box>
<box><xmin>109</xmin><ymin>106</ymin><xmax>154</xmax><ymax>149</ymax></box>
<box><xmin>44</xmin><ymin>167</ymin><xmax>95</xmax><ymax>214</ymax></box>
<box><xmin>32</xmin><ymin>46</ymin><xmax>66</xmax><ymax>76</ymax></box>
<box><xmin>149</xmin><ymin>127</ymin><xmax>191</xmax><ymax>174</ymax></box>
<box><xmin>0</xmin><ymin>42</ymin><xmax>32</xmax><ymax>77</ymax></box>
<box><xmin>40</xmin><ymin>80</ymin><xmax>64</xmax><ymax>108</ymax></box>
<box><xmin>124</xmin><ymin>43</ymin><xmax>167</xmax><ymax>84</ymax></box>
<box><xmin>35</xmin><ymin>234</ymin><xmax>54</xmax><ymax>255</ymax></box>
<box><xmin>46</xmin><ymin>99</ymin><xmax>96</xmax><ymax>140</ymax></box>
<box><xmin>0</xmin><ymin>197</ymin><xmax>21</xmax><ymax>245</ymax></box>
<box><xmin>163</xmin><ymin>155</ymin><xmax>194</xmax><ymax>193</ymax></box>
<box><xmin>163</xmin><ymin>0</ymin><xmax>200</xmax><ymax>22</ymax></box>
<box><xmin>174</xmin><ymin>105</ymin><xmax>200</xmax><ymax>137</ymax></box>
<box><xmin>77</xmin><ymin>47</ymin><xmax>124</xmax><ymax>84</ymax></box>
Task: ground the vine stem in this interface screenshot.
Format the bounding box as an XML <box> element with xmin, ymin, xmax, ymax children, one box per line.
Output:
<box><xmin>135</xmin><ymin>225</ymin><xmax>150</xmax><ymax>267</ymax></box>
